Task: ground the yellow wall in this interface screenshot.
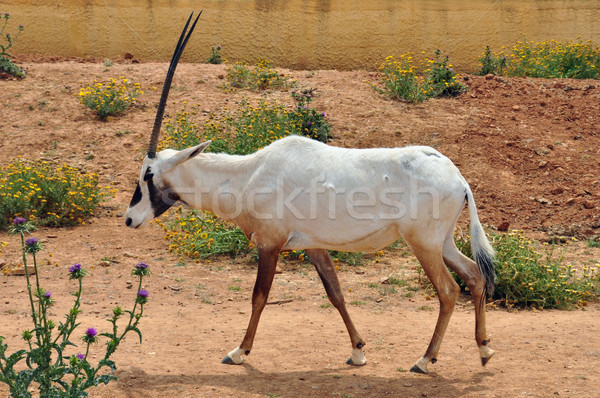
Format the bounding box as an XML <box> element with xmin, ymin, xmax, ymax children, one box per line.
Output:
<box><xmin>3</xmin><ymin>0</ymin><xmax>600</xmax><ymax>71</ymax></box>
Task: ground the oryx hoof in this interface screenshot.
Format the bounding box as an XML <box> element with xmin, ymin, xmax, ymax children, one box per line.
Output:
<box><xmin>346</xmin><ymin>348</ymin><xmax>367</xmax><ymax>366</ymax></box>
<box><xmin>479</xmin><ymin>345</ymin><xmax>495</xmax><ymax>367</ymax></box>
<box><xmin>221</xmin><ymin>347</ymin><xmax>244</xmax><ymax>365</ymax></box>
<box><xmin>410</xmin><ymin>357</ymin><xmax>430</xmax><ymax>374</ymax></box>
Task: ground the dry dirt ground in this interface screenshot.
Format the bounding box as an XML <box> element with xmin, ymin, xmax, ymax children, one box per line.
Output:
<box><xmin>1</xmin><ymin>60</ymin><xmax>600</xmax><ymax>397</ymax></box>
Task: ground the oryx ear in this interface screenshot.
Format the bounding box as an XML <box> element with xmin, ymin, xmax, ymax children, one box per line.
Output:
<box><xmin>169</xmin><ymin>140</ymin><xmax>212</xmax><ymax>167</ymax></box>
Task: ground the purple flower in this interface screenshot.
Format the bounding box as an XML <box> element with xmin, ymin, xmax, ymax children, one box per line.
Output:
<box><xmin>217</xmin><ymin>45</ymin><xmax>222</xmax><ymax>50</ymax></box>
<box><xmin>137</xmin><ymin>289</ymin><xmax>149</xmax><ymax>298</ymax></box>
<box><xmin>44</xmin><ymin>291</ymin><xmax>52</xmax><ymax>298</ymax></box>
<box><xmin>321</xmin><ymin>112</ymin><xmax>326</xmax><ymax>118</ymax></box>
<box><xmin>25</xmin><ymin>237</ymin><xmax>38</xmax><ymax>246</ymax></box>
<box><xmin>69</xmin><ymin>263</ymin><xmax>82</xmax><ymax>273</ymax></box>
<box><xmin>135</xmin><ymin>262</ymin><xmax>149</xmax><ymax>270</ymax></box>
<box><xmin>86</xmin><ymin>328</ymin><xmax>97</xmax><ymax>338</ymax></box>
<box><xmin>76</xmin><ymin>353</ymin><xmax>85</xmax><ymax>360</ymax></box>
<box><xmin>13</xmin><ymin>217</ymin><xmax>26</xmax><ymax>225</ymax></box>
<box><xmin>83</xmin><ymin>327</ymin><xmax>98</xmax><ymax>344</ymax></box>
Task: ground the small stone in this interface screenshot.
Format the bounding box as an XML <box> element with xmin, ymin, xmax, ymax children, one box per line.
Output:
<box><xmin>512</xmin><ymin>105</ymin><xmax>521</xmax><ymax>111</ymax></box>
<box><xmin>497</xmin><ymin>221</ymin><xmax>510</xmax><ymax>231</ymax></box>
<box><xmin>403</xmin><ymin>382</ymin><xmax>413</xmax><ymax>387</ymax></box>
<box><xmin>100</xmin><ymin>260</ymin><xmax>111</xmax><ymax>267</ymax></box>
<box><xmin>123</xmin><ymin>252</ymin><xmax>136</xmax><ymax>258</ymax></box>
<box><xmin>550</xmin><ymin>187</ymin><xmax>565</xmax><ymax>195</ymax></box>
<box><xmin>484</xmin><ymin>74</ymin><xmax>494</xmax><ymax>80</ymax></box>
<box><xmin>583</xmin><ymin>200</ymin><xmax>595</xmax><ymax>209</ymax></box>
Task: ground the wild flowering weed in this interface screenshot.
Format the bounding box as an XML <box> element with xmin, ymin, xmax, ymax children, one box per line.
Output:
<box><xmin>477</xmin><ymin>38</ymin><xmax>600</xmax><ymax>79</ymax></box>
<box><xmin>0</xmin><ymin>219</ymin><xmax>150</xmax><ymax>397</ymax></box>
<box><xmin>77</xmin><ymin>77</ymin><xmax>143</xmax><ymax>120</ymax></box>
<box><xmin>454</xmin><ymin>230</ymin><xmax>600</xmax><ymax>309</ymax></box>
<box><xmin>0</xmin><ymin>12</ymin><xmax>25</xmax><ymax>78</ymax></box>
<box><xmin>206</xmin><ymin>45</ymin><xmax>223</xmax><ymax>64</ymax></box>
<box><xmin>375</xmin><ymin>50</ymin><xmax>466</xmax><ymax>103</ymax></box>
<box><xmin>156</xmin><ymin>207</ymin><xmax>249</xmax><ymax>261</ymax></box>
<box><xmin>0</xmin><ymin>159</ymin><xmax>113</xmax><ymax>230</ymax></box>
<box><xmin>225</xmin><ymin>59</ymin><xmax>295</xmax><ymax>91</ymax></box>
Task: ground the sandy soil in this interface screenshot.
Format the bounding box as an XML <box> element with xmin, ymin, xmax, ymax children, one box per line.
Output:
<box><xmin>0</xmin><ymin>61</ymin><xmax>599</xmax><ymax>397</ymax></box>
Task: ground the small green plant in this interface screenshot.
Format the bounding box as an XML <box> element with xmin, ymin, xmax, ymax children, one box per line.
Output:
<box><xmin>290</xmin><ymin>89</ymin><xmax>330</xmax><ymax>142</ymax></box>
<box><xmin>588</xmin><ymin>239</ymin><xmax>600</xmax><ymax>248</ymax></box>
<box><xmin>454</xmin><ymin>230</ymin><xmax>600</xmax><ymax>308</ymax></box>
<box><xmin>0</xmin><ymin>159</ymin><xmax>113</xmax><ymax>230</ymax></box>
<box><xmin>0</xmin><ymin>218</ymin><xmax>150</xmax><ymax>397</ymax></box>
<box><xmin>426</xmin><ymin>49</ymin><xmax>468</xmax><ymax>97</ymax></box>
<box><xmin>476</xmin><ymin>45</ymin><xmax>507</xmax><ymax>75</ymax></box>
<box><xmin>226</xmin><ymin>59</ymin><xmax>295</xmax><ymax>91</ymax></box>
<box><xmin>0</xmin><ymin>12</ymin><xmax>25</xmax><ymax>78</ymax></box>
<box><xmin>77</xmin><ymin>77</ymin><xmax>143</xmax><ymax>120</ymax></box>
<box><xmin>206</xmin><ymin>45</ymin><xmax>223</xmax><ymax>64</ymax></box>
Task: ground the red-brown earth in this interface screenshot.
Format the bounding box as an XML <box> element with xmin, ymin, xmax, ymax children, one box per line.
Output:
<box><xmin>0</xmin><ymin>59</ymin><xmax>599</xmax><ymax>397</ymax></box>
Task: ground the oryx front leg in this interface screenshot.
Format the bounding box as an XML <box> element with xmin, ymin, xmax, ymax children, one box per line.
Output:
<box><xmin>305</xmin><ymin>249</ymin><xmax>366</xmax><ymax>366</ymax></box>
<box><xmin>222</xmin><ymin>245</ymin><xmax>280</xmax><ymax>365</ymax></box>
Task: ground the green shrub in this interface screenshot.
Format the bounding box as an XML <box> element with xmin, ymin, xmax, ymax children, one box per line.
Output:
<box><xmin>225</xmin><ymin>59</ymin><xmax>295</xmax><ymax>91</ymax></box>
<box><xmin>0</xmin><ymin>13</ymin><xmax>25</xmax><ymax>78</ymax></box>
<box><xmin>0</xmin><ymin>160</ymin><xmax>112</xmax><ymax>230</ymax></box>
<box><xmin>77</xmin><ymin>77</ymin><xmax>143</xmax><ymax>120</ymax></box>
<box><xmin>156</xmin><ymin>207</ymin><xmax>249</xmax><ymax>261</ymax></box>
<box><xmin>375</xmin><ymin>50</ymin><xmax>467</xmax><ymax>103</ymax></box>
<box><xmin>290</xmin><ymin>89</ymin><xmax>330</xmax><ymax>142</ymax></box>
<box><xmin>454</xmin><ymin>230</ymin><xmax>600</xmax><ymax>309</ymax></box>
<box><xmin>476</xmin><ymin>45</ymin><xmax>507</xmax><ymax>76</ymax></box>
<box><xmin>478</xmin><ymin>38</ymin><xmax>600</xmax><ymax>79</ymax></box>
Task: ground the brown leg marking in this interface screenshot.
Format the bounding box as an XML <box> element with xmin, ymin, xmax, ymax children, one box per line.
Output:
<box><xmin>305</xmin><ymin>249</ymin><xmax>366</xmax><ymax>364</ymax></box>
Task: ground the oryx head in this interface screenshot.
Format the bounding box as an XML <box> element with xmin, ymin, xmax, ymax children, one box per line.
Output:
<box><xmin>125</xmin><ymin>11</ymin><xmax>209</xmax><ymax>229</ymax></box>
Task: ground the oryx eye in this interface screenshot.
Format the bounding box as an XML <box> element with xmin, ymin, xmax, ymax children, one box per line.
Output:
<box><xmin>143</xmin><ymin>168</ymin><xmax>154</xmax><ymax>181</ymax></box>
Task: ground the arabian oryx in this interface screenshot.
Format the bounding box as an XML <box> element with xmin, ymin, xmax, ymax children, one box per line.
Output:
<box><xmin>125</xmin><ymin>12</ymin><xmax>496</xmax><ymax>374</ymax></box>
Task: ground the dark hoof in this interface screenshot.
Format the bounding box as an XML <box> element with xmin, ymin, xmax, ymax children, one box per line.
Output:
<box><xmin>221</xmin><ymin>355</ymin><xmax>236</xmax><ymax>364</ymax></box>
<box><xmin>481</xmin><ymin>355</ymin><xmax>492</xmax><ymax>367</ymax></box>
<box><xmin>346</xmin><ymin>357</ymin><xmax>353</xmax><ymax>365</ymax></box>
<box><xmin>410</xmin><ymin>364</ymin><xmax>428</xmax><ymax>374</ymax></box>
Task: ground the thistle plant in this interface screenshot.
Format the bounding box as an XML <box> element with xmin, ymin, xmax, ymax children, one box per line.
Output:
<box><xmin>206</xmin><ymin>45</ymin><xmax>223</xmax><ymax>64</ymax></box>
<box><xmin>0</xmin><ymin>218</ymin><xmax>150</xmax><ymax>397</ymax></box>
<box><xmin>0</xmin><ymin>12</ymin><xmax>25</xmax><ymax>78</ymax></box>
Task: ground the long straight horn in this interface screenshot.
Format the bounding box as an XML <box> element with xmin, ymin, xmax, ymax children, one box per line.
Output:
<box><xmin>147</xmin><ymin>11</ymin><xmax>202</xmax><ymax>158</ymax></box>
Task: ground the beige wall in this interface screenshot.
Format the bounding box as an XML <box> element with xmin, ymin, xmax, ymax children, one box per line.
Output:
<box><xmin>3</xmin><ymin>0</ymin><xmax>600</xmax><ymax>71</ymax></box>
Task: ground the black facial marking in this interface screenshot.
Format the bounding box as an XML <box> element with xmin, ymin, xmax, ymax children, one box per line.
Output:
<box><xmin>128</xmin><ymin>183</ymin><xmax>143</xmax><ymax>207</ymax></box>
<box><xmin>146</xmin><ymin>173</ymin><xmax>180</xmax><ymax>218</ymax></box>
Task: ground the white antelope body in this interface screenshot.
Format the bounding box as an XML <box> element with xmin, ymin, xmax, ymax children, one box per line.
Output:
<box><xmin>126</xmin><ymin>12</ymin><xmax>496</xmax><ymax>374</ymax></box>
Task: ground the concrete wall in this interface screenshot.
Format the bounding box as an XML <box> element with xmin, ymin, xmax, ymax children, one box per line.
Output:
<box><xmin>2</xmin><ymin>0</ymin><xmax>600</xmax><ymax>71</ymax></box>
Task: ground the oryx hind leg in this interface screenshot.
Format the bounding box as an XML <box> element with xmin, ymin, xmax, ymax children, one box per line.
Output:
<box><xmin>442</xmin><ymin>237</ymin><xmax>495</xmax><ymax>366</ymax></box>
<box><xmin>409</xmin><ymin>245</ymin><xmax>460</xmax><ymax>374</ymax></box>
<box><xmin>305</xmin><ymin>249</ymin><xmax>367</xmax><ymax>366</ymax></box>
<box><xmin>222</xmin><ymin>245</ymin><xmax>280</xmax><ymax>365</ymax></box>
